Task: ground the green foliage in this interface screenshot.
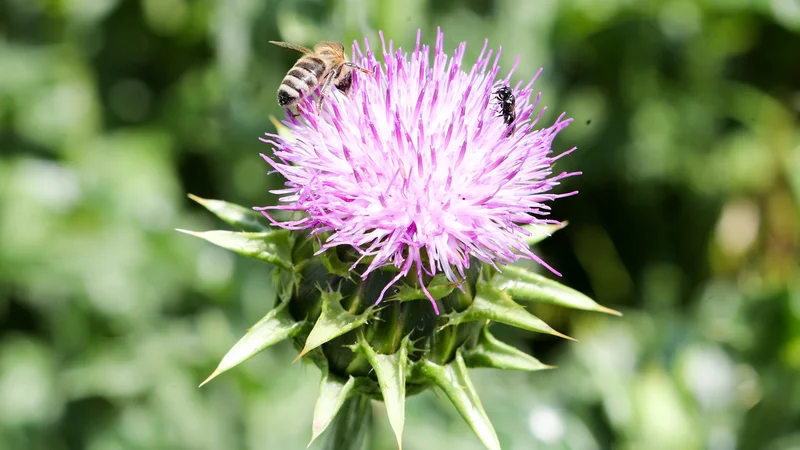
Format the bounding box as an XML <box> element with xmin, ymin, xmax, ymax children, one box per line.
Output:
<box><xmin>2</xmin><ymin>0</ymin><xmax>799</xmax><ymax>449</ymax></box>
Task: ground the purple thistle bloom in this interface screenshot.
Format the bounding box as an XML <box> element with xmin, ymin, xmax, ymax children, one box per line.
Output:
<box><xmin>257</xmin><ymin>28</ymin><xmax>580</xmax><ymax>315</ymax></box>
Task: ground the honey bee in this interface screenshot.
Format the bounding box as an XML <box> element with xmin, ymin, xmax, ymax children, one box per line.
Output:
<box><xmin>493</xmin><ymin>84</ymin><xmax>516</xmax><ymax>136</ymax></box>
<box><xmin>270</xmin><ymin>40</ymin><xmax>374</xmax><ymax>114</ymax></box>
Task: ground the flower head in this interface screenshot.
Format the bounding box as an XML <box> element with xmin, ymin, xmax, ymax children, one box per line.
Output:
<box><xmin>257</xmin><ymin>29</ymin><xmax>579</xmax><ymax>314</ymax></box>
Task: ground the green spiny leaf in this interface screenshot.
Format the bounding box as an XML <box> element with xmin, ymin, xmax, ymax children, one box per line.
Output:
<box><xmin>177</xmin><ymin>229</ymin><xmax>294</xmax><ymax>271</ymax></box>
<box><xmin>317</xmin><ymin>247</ymin><xmax>355</xmax><ymax>279</ymax></box>
<box><xmin>391</xmin><ymin>274</ymin><xmax>456</xmax><ymax>302</ymax></box>
<box><xmin>446</xmin><ymin>281</ymin><xmax>575</xmax><ymax>341</ymax></box>
<box><xmin>496</xmin><ymin>266</ymin><xmax>621</xmax><ymax>315</ymax></box>
<box><xmin>188</xmin><ymin>194</ymin><xmax>270</xmax><ymax>232</ymax></box>
<box><xmin>296</xmin><ymin>289</ymin><xmax>374</xmax><ymax>360</ymax></box>
<box><xmin>354</xmin><ymin>336</ymin><xmax>409</xmax><ymax>449</ymax></box>
<box><xmin>199</xmin><ymin>302</ymin><xmax>302</xmax><ymax>386</ymax></box>
<box><xmin>521</xmin><ymin>222</ymin><xmax>567</xmax><ymax>246</ymax></box>
<box><xmin>463</xmin><ymin>325</ymin><xmax>554</xmax><ymax>371</ymax></box>
<box><xmin>273</xmin><ymin>267</ymin><xmax>299</xmax><ymax>303</ymax></box>
<box><xmin>309</xmin><ymin>372</ymin><xmax>357</xmax><ymax>446</ymax></box>
<box><xmin>416</xmin><ymin>351</ymin><xmax>500</xmax><ymax>450</ymax></box>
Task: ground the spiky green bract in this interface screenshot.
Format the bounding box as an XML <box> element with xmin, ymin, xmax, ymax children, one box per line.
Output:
<box><xmin>445</xmin><ymin>282</ymin><xmax>576</xmax><ymax>341</ymax></box>
<box><xmin>353</xmin><ymin>336</ymin><xmax>410</xmax><ymax>449</ymax></box>
<box><xmin>176</xmin><ymin>229</ymin><xmax>293</xmax><ymax>271</ymax></box>
<box><xmin>199</xmin><ymin>302</ymin><xmax>304</xmax><ymax>387</ymax></box>
<box><xmin>416</xmin><ymin>351</ymin><xmax>500</xmax><ymax>450</ymax></box>
<box><xmin>495</xmin><ymin>266</ymin><xmax>622</xmax><ymax>316</ymax></box>
<box><xmin>309</xmin><ymin>372</ymin><xmax>356</xmax><ymax>446</ymax></box>
<box><xmin>183</xmin><ymin>196</ymin><xmax>619</xmax><ymax>450</ymax></box>
<box><xmin>462</xmin><ymin>325</ymin><xmax>554</xmax><ymax>372</ymax></box>
<box><xmin>521</xmin><ymin>222</ymin><xmax>568</xmax><ymax>246</ymax></box>
<box><xmin>188</xmin><ymin>194</ymin><xmax>270</xmax><ymax>232</ymax></box>
<box><xmin>297</xmin><ymin>289</ymin><xmax>374</xmax><ymax>360</ymax></box>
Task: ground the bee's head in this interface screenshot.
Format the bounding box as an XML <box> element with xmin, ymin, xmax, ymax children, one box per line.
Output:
<box><xmin>493</xmin><ymin>85</ymin><xmax>513</xmax><ymax>102</ymax></box>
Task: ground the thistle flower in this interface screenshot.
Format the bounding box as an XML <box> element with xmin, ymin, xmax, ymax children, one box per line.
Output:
<box><xmin>181</xmin><ymin>28</ymin><xmax>619</xmax><ymax>450</ymax></box>
<box><xmin>257</xmin><ymin>29</ymin><xmax>578</xmax><ymax>315</ymax></box>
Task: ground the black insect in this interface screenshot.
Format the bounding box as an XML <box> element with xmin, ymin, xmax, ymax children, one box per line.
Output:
<box><xmin>493</xmin><ymin>85</ymin><xmax>516</xmax><ymax>136</ymax></box>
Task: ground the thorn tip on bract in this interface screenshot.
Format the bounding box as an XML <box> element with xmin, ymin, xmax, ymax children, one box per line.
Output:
<box><xmin>198</xmin><ymin>369</ymin><xmax>221</xmax><ymax>388</ymax></box>
<box><xmin>307</xmin><ymin>426</ymin><xmax>324</xmax><ymax>448</ymax></box>
<box><xmin>293</xmin><ymin>349</ymin><xmax>309</xmax><ymax>363</ymax></box>
<box><xmin>549</xmin><ymin>328</ymin><xmax>577</xmax><ymax>342</ymax></box>
<box><xmin>597</xmin><ymin>304</ymin><xmax>623</xmax><ymax>316</ymax></box>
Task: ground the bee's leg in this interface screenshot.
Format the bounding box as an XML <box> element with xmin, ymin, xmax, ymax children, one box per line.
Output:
<box><xmin>316</xmin><ymin>69</ymin><xmax>338</xmax><ymax>114</ymax></box>
<box><xmin>343</xmin><ymin>62</ymin><xmax>374</xmax><ymax>75</ymax></box>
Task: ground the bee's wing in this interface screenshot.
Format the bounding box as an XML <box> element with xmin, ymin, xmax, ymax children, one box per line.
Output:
<box><xmin>269</xmin><ymin>41</ymin><xmax>314</xmax><ymax>55</ymax></box>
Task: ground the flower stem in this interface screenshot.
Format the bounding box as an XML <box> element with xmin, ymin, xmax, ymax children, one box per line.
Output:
<box><xmin>322</xmin><ymin>394</ymin><xmax>373</xmax><ymax>450</ymax></box>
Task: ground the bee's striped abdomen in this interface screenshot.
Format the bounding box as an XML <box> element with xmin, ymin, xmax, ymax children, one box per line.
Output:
<box><xmin>296</xmin><ymin>57</ymin><xmax>325</xmax><ymax>78</ymax></box>
<box><xmin>277</xmin><ymin>56</ymin><xmax>326</xmax><ymax>107</ymax></box>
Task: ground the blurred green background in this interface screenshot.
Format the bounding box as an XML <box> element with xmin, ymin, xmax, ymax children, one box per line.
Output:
<box><xmin>2</xmin><ymin>0</ymin><xmax>799</xmax><ymax>449</ymax></box>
